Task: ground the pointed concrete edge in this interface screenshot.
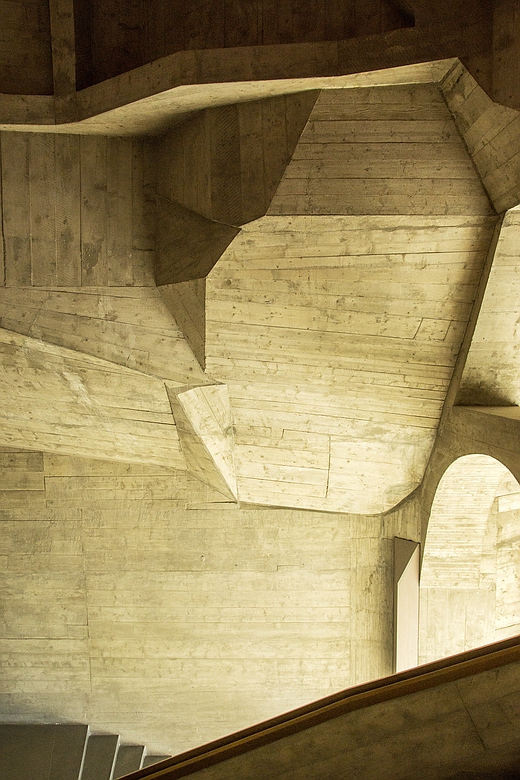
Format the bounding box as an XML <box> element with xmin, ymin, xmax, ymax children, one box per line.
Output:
<box><xmin>166</xmin><ymin>382</ymin><xmax>238</xmax><ymax>502</ymax></box>
<box><xmin>81</xmin><ymin>733</ymin><xmax>120</xmax><ymax>780</ymax></box>
<box><xmin>159</xmin><ymin>280</ymin><xmax>206</xmax><ymax>371</ymax></box>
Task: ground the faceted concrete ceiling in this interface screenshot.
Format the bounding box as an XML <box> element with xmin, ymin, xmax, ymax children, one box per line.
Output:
<box><xmin>1</xmin><ymin>60</ymin><xmax>520</xmax><ymax>514</ymax></box>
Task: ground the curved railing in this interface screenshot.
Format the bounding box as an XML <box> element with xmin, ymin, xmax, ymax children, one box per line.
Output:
<box><xmin>121</xmin><ymin>635</ymin><xmax>520</xmax><ymax>779</ymax></box>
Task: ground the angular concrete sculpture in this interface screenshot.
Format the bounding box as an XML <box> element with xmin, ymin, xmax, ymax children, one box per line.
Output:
<box><xmin>167</xmin><ymin>383</ymin><xmax>237</xmax><ymax>501</ymax></box>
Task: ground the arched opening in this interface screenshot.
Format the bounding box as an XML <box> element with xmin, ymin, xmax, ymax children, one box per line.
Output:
<box><xmin>419</xmin><ymin>454</ymin><xmax>520</xmax><ymax>663</ymax></box>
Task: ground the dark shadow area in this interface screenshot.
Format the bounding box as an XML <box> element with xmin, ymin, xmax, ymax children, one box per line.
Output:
<box><xmin>74</xmin><ymin>0</ymin><xmax>415</xmax><ymax>89</ymax></box>
<box><xmin>456</xmin><ymin>382</ymin><xmax>517</xmax><ymax>407</ymax></box>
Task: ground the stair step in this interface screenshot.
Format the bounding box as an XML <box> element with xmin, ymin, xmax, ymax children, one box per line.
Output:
<box><xmin>80</xmin><ymin>734</ymin><xmax>119</xmax><ymax>780</ymax></box>
<box><xmin>142</xmin><ymin>755</ymin><xmax>171</xmax><ymax>769</ymax></box>
<box><xmin>113</xmin><ymin>745</ymin><xmax>145</xmax><ymax>778</ymax></box>
<box><xmin>0</xmin><ymin>723</ymin><xmax>89</xmax><ymax>780</ymax></box>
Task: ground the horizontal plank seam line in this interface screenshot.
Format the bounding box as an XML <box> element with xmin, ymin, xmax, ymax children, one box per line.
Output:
<box><xmin>132</xmin><ymin>640</ymin><xmax>520</xmax><ymax>780</ymax></box>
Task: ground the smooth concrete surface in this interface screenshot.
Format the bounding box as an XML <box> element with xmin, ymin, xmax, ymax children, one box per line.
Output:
<box><xmin>113</xmin><ymin>745</ymin><xmax>145</xmax><ymax>778</ymax></box>
<box><xmin>80</xmin><ymin>734</ymin><xmax>119</xmax><ymax>780</ymax></box>
<box><xmin>0</xmin><ymin>724</ymin><xmax>88</xmax><ymax>780</ymax></box>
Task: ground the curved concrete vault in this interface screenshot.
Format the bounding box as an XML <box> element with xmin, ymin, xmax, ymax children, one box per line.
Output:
<box><xmin>1</xmin><ymin>61</ymin><xmax>520</xmax><ymax>514</ymax></box>
<box><xmin>420</xmin><ymin>454</ymin><xmax>520</xmax><ymax>663</ymax></box>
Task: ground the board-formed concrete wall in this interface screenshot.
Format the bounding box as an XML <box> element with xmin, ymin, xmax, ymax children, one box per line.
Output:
<box><xmin>0</xmin><ymin>446</ymin><xmax>419</xmax><ymax>755</ymax></box>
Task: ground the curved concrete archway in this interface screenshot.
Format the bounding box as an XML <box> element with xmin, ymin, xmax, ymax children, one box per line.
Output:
<box><xmin>419</xmin><ymin>453</ymin><xmax>520</xmax><ymax>663</ymax></box>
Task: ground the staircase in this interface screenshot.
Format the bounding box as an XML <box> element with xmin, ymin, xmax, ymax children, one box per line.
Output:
<box><xmin>121</xmin><ymin>636</ymin><xmax>520</xmax><ymax>780</ymax></box>
<box><xmin>0</xmin><ymin>723</ymin><xmax>170</xmax><ymax>780</ymax></box>
<box><xmin>4</xmin><ymin>638</ymin><xmax>520</xmax><ymax>780</ymax></box>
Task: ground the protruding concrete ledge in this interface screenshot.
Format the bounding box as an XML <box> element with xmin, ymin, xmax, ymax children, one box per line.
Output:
<box><xmin>1</xmin><ymin>55</ymin><xmax>456</xmax><ymax>136</ymax></box>
<box><xmin>71</xmin><ymin>22</ymin><xmax>487</xmax><ymax>125</ymax></box>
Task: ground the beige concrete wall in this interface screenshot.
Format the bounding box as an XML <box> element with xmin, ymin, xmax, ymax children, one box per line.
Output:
<box><xmin>0</xmin><ymin>446</ymin><xmax>420</xmax><ymax>755</ymax></box>
<box><xmin>117</xmin><ymin>654</ymin><xmax>520</xmax><ymax>780</ymax></box>
<box><xmin>496</xmin><ymin>493</ymin><xmax>520</xmax><ymax>638</ymax></box>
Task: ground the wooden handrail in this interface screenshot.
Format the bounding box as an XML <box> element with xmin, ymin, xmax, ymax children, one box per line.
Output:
<box><xmin>122</xmin><ymin>635</ymin><xmax>520</xmax><ymax>780</ymax></box>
